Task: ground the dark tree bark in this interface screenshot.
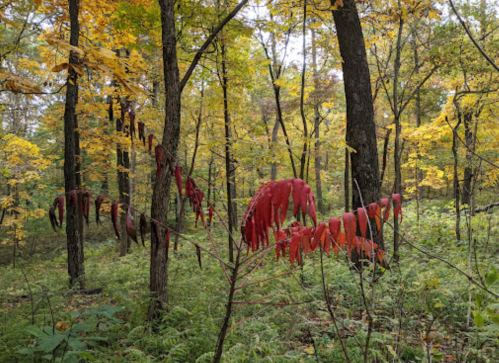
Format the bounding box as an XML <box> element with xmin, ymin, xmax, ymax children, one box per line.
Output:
<box><xmin>149</xmin><ymin>0</ymin><xmax>180</xmax><ymax>319</ymax></box>
<box><xmin>64</xmin><ymin>0</ymin><xmax>84</xmax><ymax>288</ymax></box>
<box><xmin>332</xmin><ymin>0</ymin><xmax>381</xmax><ymax>212</ymax></box>
<box><xmin>117</xmin><ymin>100</ymin><xmax>131</xmax><ymax>256</ymax></box>
<box><xmin>298</xmin><ymin>0</ymin><xmax>308</xmax><ymax>181</ymax></box>
<box><xmin>462</xmin><ymin>112</ymin><xmax>473</xmax><ymax>206</ymax></box>
<box><xmin>150</xmin><ymin>0</ymin><xmax>248</xmax><ymax>319</ymax></box>
<box><xmin>221</xmin><ymin>43</ymin><xmax>237</xmax><ymax>263</ymax></box>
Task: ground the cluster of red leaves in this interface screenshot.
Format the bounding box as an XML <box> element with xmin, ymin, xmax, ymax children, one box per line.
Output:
<box><xmin>185</xmin><ymin>176</ymin><xmax>206</xmax><ymax>227</ymax></box>
<box><xmin>48</xmin><ymin>191</ymin><xmax>92</xmax><ymax>232</ymax></box>
<box><xmin>111</xmin><ymin>98</ymin><xmax>152</xmax><ymax>150</ymax></box>
<box><xmin>242</xmin><ymin>179</ymin><xmax>317</xmax><ymax>254</ymax></box>
<box><xmin>242</xmin><ymin>179</ymin><xmax>403</xmax><ymax>266</ymax></box>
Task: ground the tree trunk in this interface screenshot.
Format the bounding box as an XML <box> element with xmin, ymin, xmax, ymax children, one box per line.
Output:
<box><xmin>149</xmin><ymin>0</ymin><xmax>181</xmax><ymax>319</ymax></box>
<box><xmin>392</xmin><ymin>4</ymin><xmax>404</xmax><ymax>261</ymax></box>
<box><xmin>332</xmin><ymin>0</ymin><xmax>381</xmax><ymax>212</ymax></box>
<box><xmin>117</xmin><ymin>101</ymin><xmax>131</xmax><ymax>256</ymax></box>
<box><xmin>270</xmin><ymin>118</ymin><xmax>279</xmax><ymax>181</ymax></box>
<box><xmin>64</xmin><ymin>0</ymin><xmax>84</xmax><ymax>288</ymax></box>
<box><xmin>311</xmin><ymin>28</ymin><xmax>324</xmax><ymax>214</ymax></box>
<box><xmin>222</xmin><ymin>42</ymin><xmax>237</xmax><ymax>263</ymax></box>
<box><xmin>298</xmin><ymin>0</ymin><xmax>308</xmax><ymax>181</ymax></box>
<box><xmin>462</xmin><ymin>112</ymin><xmax>473</xmax><ymax>206</ymax></box>
<box><xmin>452</xmin><ymin>118</ymin><xmax>462</xmax><ymax>241</ymax></box>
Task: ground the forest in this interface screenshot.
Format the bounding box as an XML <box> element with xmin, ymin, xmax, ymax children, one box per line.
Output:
<box><xmin>1</xmin><ymin>0</ymin><xmax>499</xmax><ymax>361</ymax></box>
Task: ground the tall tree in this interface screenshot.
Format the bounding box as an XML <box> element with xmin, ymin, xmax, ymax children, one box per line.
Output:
<box><xmin>64</xmin><ymin>0</ymin><xmax>84</xmax><ymax>287</ymax></box>
<box><xmin>150</xmin><ymin>0</ymin><xmax>248</xmax><ymax>318</ymax></box>
<box><xmin>332</xmin><ymin>0</ymin><xmax>381</xmax><ymax>215</ymax></box>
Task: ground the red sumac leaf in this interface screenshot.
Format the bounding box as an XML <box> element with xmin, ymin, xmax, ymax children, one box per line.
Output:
<box><xmin>95</xmin><ymin>195</ymin><xmax>104</xmax><ymax>225</ymax></box>
<box><xmin>292</xmin><ymin>179</ymin><xmax>305</xmax><ymax>216</ymax></box>
<box><xmin>328</xmin><ymin>217</ymin><xmax>341</xmax><ymax>243</ymax></box>
<box><xmin>174</xmin><ymin>166</ymin><xmax>182</xmax><ymax>196</ymax></box>
<box><xmin>280</xmin><ymin>178</ymin><xmax>293</xmax><ymax>225</ymax></box>
<box><xmin>289</xmin><ymin>232</ymin><xmax>301</xmax><ymax>266</ymax></box>
<box><xmin>300</xmin><ymin>184</ymin><xmax>311</xmax><ymax>216</ymax></box>
<box><xmin>196</xmin><ymin>245</ymin><xmax>202</xmax><ymax>268</ymax></box>
<box><xmin>357</xmin><ymin>207</ymin><xmax>368</xmax><ymax>238</ymax></box>
<box><xmin>308</xmin><ymin>191</ymin><xmax>317</xmax><ymax>227</ymax></box>
<box><xmin>148</xmin><ymin>134</ymin><xmax>153</xmax><ymax>153</ymax></box>
<box><xmin>343</xmin><ymin>212</ymin><xmax>356</xmax><ymax>248</ymax></box>
<box><xmin>49</xmin><ymin>205</ymin><xmax>58</xmax><ymax>232</ymax></box>
<box><xmin>126</xmin><ymin>208</ymin><xmax>138</xmax><ymax>244</ymax></box>
<box><xmin>139</xmin><ymin>213</ymin><xmax>147</xmax><ymax>247</ymax></box>
<box><xmin>381</xmin><ymin>198</ymin><xmax>391</xmax><ymax>221</ymax></box>
<box><xmin>208</xmin><ymin>205</ymin><xmax>213</xmax><ymax>225</ymax></box>
<box><xmin>53</xmin><ymin>195</ymin><xmax>64</xmax><ymax>227</ymax></box>
<box><xmin>111</xmin><ymin>201</ymin><xmax>120</xmax><ymax>239</ymax></box>
<box><xmin>392</xmin><ymin>193</ymin><xmax>403</xmax><ymax>223</ymax></box>
<box><xmin>155</xmin><ymin>145</ymin><xmax>163</xmax><ymax>180</ymax></box>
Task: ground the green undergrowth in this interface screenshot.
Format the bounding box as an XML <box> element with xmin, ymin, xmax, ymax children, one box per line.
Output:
<box><xmin>1</xmin><ymin>199</ymin><xmax>499</xmax><ymax>362</ymax></box>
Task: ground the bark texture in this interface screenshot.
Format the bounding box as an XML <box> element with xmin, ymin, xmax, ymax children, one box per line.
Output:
<box><xmin>64</xmin><ymin>0</ymin><xmax>84</xmax><ymax>288</ymax></box>
<box><xmin>149</xmin><ymin>0</ymin><xmax>180</xmax><ymax>318</ymax></box>
<box><xmin>332</xmin><ymin>0</ymin><xmax>381</xmax><ymax>211</ymax></box>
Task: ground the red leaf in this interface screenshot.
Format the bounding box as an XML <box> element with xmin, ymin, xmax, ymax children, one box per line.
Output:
<box><xmin>343</xmin><ymin>212</ymin><xmax>356</xmax><ymax>248</ymax></box>
<box><xmin>208</xmin><ymin>205</ymin><xmax>213</xmax><ymax>225</ymax></box>
<box><xmin>357</xmin><ymin>207</ymin><xmax>368</xmax><ymax>238</ymax></box>
<box><xmin>139</xmin><ymin>213</ymin><xmax>147</xmax><ymax>247</ymax></box>
<box><xmin>148</xmin><ymin>134</ymin><xmax>153</xmax><ymax>152</ymax></box>
<box><xmin>392</xmin><ymin>193</ymin><xmax>403</xmax><ymax>223</ymax></box>
<box><xmin>280</xmin><ymin>179</ymin><xmax>293</xmax><ymax>224</ymax></box>
<box><xmin>49</xmin><ymin>205</ymin><xmax>58</xmax><ymax>232</ymax></box>
<box><xmin>196</xmin><ymin>245</ymin><xmax>202</xmax><ymax>268</ymax></box>
<box><xmin>308</xmin><ymin>191</ymin><xmax>317</xmax><ymax>226</ymax></box>
<box><xmin>302</xmin><ymin>227</ymin><xmax>312</xmax><ymax>255</ymax></box>
<box><xmin>292</xmin><ymin>179</ymin><xmax>305</xmax><ymax>216</ymax></box>
<box><xmin>272</xmin><ymin>180</ymin><xmax>285</xmax><ymax>227</ymax></box>
<box><xmin>95</xmin><ymin>195</ymin><xmax>104</xmax><ymax>225</ymax></box>
<box><xmin>289</xmin><ymin>232</ymin><xmax>301</xmax><ymax>266</ymax></box>
<box><xmin>126</xmin><ymin>208</ymin><xmax>138</xmax><ymax>244</ymax></box>
<box><xmin>174</xmin><ymin>166</ymin><xmax>183</xmax><ymax>195</ymax></box>
<box><xmin>328</xmin><ymin>217</ymin><xmax>341</xmax><ymax>243</ymax></box>
<box><xmin>300</xmin><ymin>184</ymin><xmax>311</xmax><ymax>216</ymax></box>
<box><xmin>155</xmin><ymin>145</ymin><xmax>163</xmax><ymax>180</ymax></box>
<box><xmin>381</xmin><ymin>198</ymin><xmax>391</xmax><ymax>221</ymax></box>
<box><xmin>80</xmin><ymin>191</ymin><xmax>90</xmax><ymax>225</ymax></box>
<box><xmin>313</xmin><ymin>222</ymin><xmax>327</xmax><ymax>251</ymax></box>
<box><xmin>53</xmin><ymin>195</ymin><xmax>64</xmax><ymax>227</ymax></box>
<box><xmin>111</xmin><ymin>201</ymin><xmax>120</xmax><ymax>239</ymax></box>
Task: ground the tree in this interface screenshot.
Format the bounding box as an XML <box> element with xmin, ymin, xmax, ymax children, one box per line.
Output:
<box><xmin>64</xmin><ymin>0</ymin><xmax>84</xmax><ymax>288</ymax></box>
<box><xmin>150</xmin><ymin>0</ymin><xmax>249</xmax><ymax>318</ymax></box>
<box><xmin>332</xmin><ymin>0</ymin><xmax>381</xmax><ymax>222</ymax></box>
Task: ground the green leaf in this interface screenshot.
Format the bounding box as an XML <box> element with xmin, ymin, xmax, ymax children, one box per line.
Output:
<box><xmin>17</xmin><ymin>347</ymin><xmax>35</xmax><ymax>356</ymax></box>
<box><xmin>474</xmin><ymin>311</ymin><xmax>485</xmax><ymax>327</ymax></box>
<box><xmin>485</xmin><ymin>268</ymin><xmax>498</xmax><ymax>286</ymax></box>
<box><xmin>38</xmin><ymin>332</ymin><xmax>66</xmax><ymax>352</ymax></box>
<box><xmin>68</xmin><ymin>339</ymin><xmax>86</xmax><ymax>351</ymax></box>
<box><xmin>78</xmin><ymin>352</ymin><xmax>95</xmax><ymax>361</ymax></box>
<box><xmin>475</xmin><ymin>294</ymin><xmax>483</xmax><ymax>309</ymax></box>
<box><xmin>25</xmin><ymin>325</ymin><xmax>48</xmax><ymax>339</ymax></box>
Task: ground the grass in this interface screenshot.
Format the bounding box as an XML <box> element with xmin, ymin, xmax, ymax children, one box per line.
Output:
<box><xmin>1</xmin><ymin>198</ymin><xmax>499</xmax><ymax>362</ymax></box>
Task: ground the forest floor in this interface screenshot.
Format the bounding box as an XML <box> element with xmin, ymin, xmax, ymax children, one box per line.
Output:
<box><xmin>1</xmin><ymin>199</ymin><xmax>499</xmax><ymax>363</ymax></box>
